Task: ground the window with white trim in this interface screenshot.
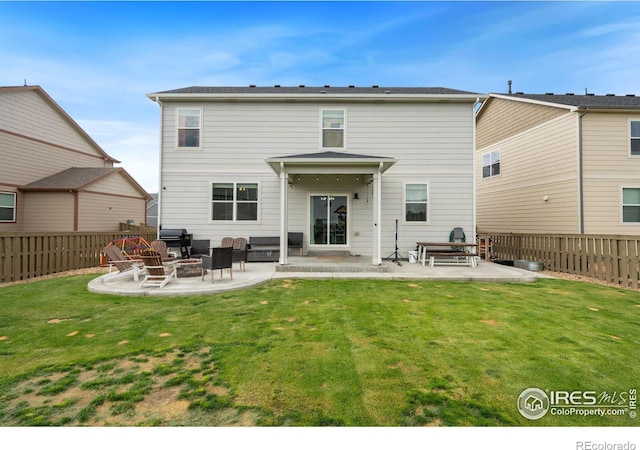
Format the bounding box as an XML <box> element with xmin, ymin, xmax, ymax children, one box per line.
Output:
<box><xmin>321</xmin><ymin>109</ymin><xmax>344</xmax><ymax>148</ymax></box>
<box><xmin>177</xmin><ymin>108</ymin><xmax>201</xmax><ymax>148</ymax></box>
<box><xmin>0</xmin><ymin>192</ymin><xmax>16</xmax><ymax>222</ymax></box>
<box><xmin>622</xmin><ymin>188</ymin><xmax>640</xmax><ymax>223</ymax></box>
<box><xmin>482</xmin><ymin>150</ymin><xmax>501</xmax><ymax>178</ymax></box>
<box><xmin>405</xmin><ymin>183</ymin><xmax>428</xmax><ymax>222</ymax></box>
<box><xmin>631</xmin><ymin>121</ymin><xmax>640</xmax><ymax>156</ymax></box>
<box><xmin>211</xmin><ymin>182</ymin><xmax>258</xmax><ymax>221</ymax></box>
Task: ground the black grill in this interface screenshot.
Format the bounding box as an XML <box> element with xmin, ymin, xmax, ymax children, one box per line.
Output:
<box><xmin>159</xmin><ymin>228</ymin><xmax>192</xmax><ymax>258</ymax></box>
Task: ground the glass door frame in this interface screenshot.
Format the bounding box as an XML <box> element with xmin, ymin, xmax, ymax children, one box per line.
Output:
<box><xmin>308</xmin><ymin>192</ymin><xmax>350</xmax><ymax>249</ymax></box>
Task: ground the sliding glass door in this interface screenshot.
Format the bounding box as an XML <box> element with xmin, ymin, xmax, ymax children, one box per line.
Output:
<box><xmin>310</xmin><ymin>195</ymin><xmax>348</xmax><ymax>246</ymax></box>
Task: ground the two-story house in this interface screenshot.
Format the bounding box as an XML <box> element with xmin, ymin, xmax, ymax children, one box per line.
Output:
<box><xmin>147</xmin><ymin>86</ymin><xmax>483</xmax><ymax>265</ymax></box>
<box><xmin>475</xmin><ymin>92</ymin><xmax>640</xmax><ymax>235</ymax></box>
<box><xmin>0</xmin><ymin>85</ymin><xmax>151</xmax><ymax>232</ymax></box>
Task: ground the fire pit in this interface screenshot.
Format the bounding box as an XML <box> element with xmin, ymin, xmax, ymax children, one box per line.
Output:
<box><xmin>175</xmin><ymin>259</ymin><xmax>202</xmax><ymax>278</ymax></box>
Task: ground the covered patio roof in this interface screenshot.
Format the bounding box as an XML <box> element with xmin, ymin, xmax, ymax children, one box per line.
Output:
<box><xmin>266</xmin><ymin>151</ymin><xmax>397</xmax><ymax>175</ymax></box>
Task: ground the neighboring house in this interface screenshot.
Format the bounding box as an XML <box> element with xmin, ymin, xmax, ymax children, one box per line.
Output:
<box><xmin>475</xmin><ymin>92</ymin><xmax>640</xmax><ymax>235</ymax></box>
<box><xmin>146</xmin><ymin>193</ymin><xmax>159</xmax><ymax>227</ymax></box>
<box><xmin>147</xmin><ymin>85</ymin><xmax>483</xmax><ymax>264</ymax></box>
<box><xmin>0</xmin><ymin>85</ymin><xmax>151</xmax><ymax>232</ymax></box>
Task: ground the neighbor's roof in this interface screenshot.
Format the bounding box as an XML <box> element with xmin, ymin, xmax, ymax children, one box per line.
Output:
<box><xmin>147</xmin><ymin>85</ymin><xmax>484</xmax><ymax>102</ymax></box>
<box><xmin>489</xmin><ymin>92</ymin><xmax>640</xmax><ymax>110</ymax></box>
<box><xmin>20</xmin><ymin>167</ymin><xmax>152</xmax><ymax>200</ymax></box>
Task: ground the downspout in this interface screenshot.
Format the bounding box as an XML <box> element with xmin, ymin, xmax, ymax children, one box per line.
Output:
<box><xmin>578</xmin><ymin>108</ymin><xmax>589</xmax><ymax>234</ymax></box>
<box><xmin>154</xmin><ymin>96</ymin><xmax>163</xmax><ymax>238</ymax></box>
<box><xmin>376</xmin><ymin>162</ymin><xmax>383</xmax><ymax>265</ymax></box>
<box><xmin>472</xmin><ymin>98</ymin><xmax>480</xmax><ymax>238</ymax></box>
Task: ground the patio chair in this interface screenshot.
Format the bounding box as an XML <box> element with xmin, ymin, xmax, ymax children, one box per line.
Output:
<box><xmin>150</xmin><ymin>240</ymin><xmax>177</xmax><ymax>261</ymax></box>
<box><xmin>201</xmin><ymin>246</ymin><xmax>233</xmax><ymax>283</ymax></box>
<box><xmin>190</xmin><ymin>239</ymin><xmax>210</xmax><ymax>259</ymax></box>
<box><xmin>103</xmin><ymin>245</ymin><xmax>144</xmax><ymax>280</ymax></box>
<box><xmin>232</xmin><ymin>237</ymin><xmax>248</xmax><ymax>271</ymax></box>
<box><xmin>221</xmin><ymin>236</ymin><xmax>234</xmax><ymax>248</ymax></box>
<box><xmin>138</xmin><ymin>250</ymin><xmax>177</xmax><ymax>288</ymax></box>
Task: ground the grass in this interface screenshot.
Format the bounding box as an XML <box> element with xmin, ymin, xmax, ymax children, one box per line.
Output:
<box><xmin>0</xmin><ymin>274</ymin><xmax>638</xmax><ymax>426</ymax></box>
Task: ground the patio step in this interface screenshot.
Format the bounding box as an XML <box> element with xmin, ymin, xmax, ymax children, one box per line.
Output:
<box><xmin>276</xmin><ymin>264</ymin><xmax>389</xmax><ymax>273</ymax></box>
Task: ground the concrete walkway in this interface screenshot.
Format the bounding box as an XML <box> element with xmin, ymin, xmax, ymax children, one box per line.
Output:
<box><xmin>88</xmin><ymin>257</ymin><xmax>544</xmax><ymax>297</ymax></box>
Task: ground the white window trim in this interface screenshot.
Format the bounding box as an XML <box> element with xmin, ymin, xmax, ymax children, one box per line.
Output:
<box><xmin>630</xmin><ymin>119</ymin><xmax>640</xmax><ymax>158</ymax></box>
<box><xmin>402</xmin><ymin>181</ymin><xmax>430</xmax><ymax>225</ymax></box>
<box><xmin>0</xmin><ymin>192</ymin><xmax>16</xmax><ymax>223</ymax></box>
<box><xmin>307</xmin><ymin>192</ymin><xmax>351</xmax><ymax>248</ymax></box>
<box><xmin>481</xmin><ymin>149</ymin><xmax>501</xmax><ymax>179</ymax></box>
<box><xmin>320</xmin><ymin>108</ymin><xmax>346</xmax><ymax>150</ymax></box>
<box><xmin>210</xmin><ymin>180</ymin><xmax>261</xmax><ymax>223</ymax></box>
<box><xmin>621</xmin><ymin>186</ymin><xmax>640</xmax><ymax>225</ymax></box>
<box><xmin>176</xmin><ymin>107</ymin><xmax>203</xmax><ymax>150</ymax></box>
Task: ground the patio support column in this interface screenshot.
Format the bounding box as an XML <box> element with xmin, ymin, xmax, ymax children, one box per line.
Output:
<box><xmin>279</xmin><ymin>162</ymin><xmax>288</xmax><ymax>265</ymax></box>
<box><xmin>372</xmin><ymin>163</ymin><xmax>382</xmax><ymax>265</ymax></box>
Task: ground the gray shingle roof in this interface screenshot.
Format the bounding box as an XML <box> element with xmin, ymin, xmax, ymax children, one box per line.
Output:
<box><xmin>497</xmin><ymin>92</ymin><xmax>640</xmax><ymax>109</ymax></box>
<box><xmin>20</xmin><ymin>168</ymin><xmax>119</xmax><ymax>190</ymax></box>
<box><xmin>152</xmin><ymin>85</ymin><xmax>481</xmax><ymax>96</ymax></box>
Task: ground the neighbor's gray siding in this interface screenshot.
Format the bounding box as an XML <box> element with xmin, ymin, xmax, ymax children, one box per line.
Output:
<box><xmin>159</xmin><ymin>101</ymin><xmax>475</xmax><ymax>256</ymax></box>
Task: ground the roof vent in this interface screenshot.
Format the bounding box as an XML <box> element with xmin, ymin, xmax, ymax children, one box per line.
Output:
<box><xmin>324</xmin><ymin>84</ymin><xmax>330</xmax><ymax>88</ymax></box>
<box><xmin>606</xmin><ymin>93</ymin><xmax>615</xmax><ymax>96</ymax></box>
<box><xmin>299</xmin><ymin>84</ymin><xmax>305</xmax><ymax>88</ymax></box>
<box><xmin>372</xmin><ymin>85</ymin><xmax>379</xmax><ymax>88</ymax></box>
<box><xmin>586</xmin><ymin>93</ymin><xmax>595</xmax><ymax>96</ymax></box>
<box><xmin>249</xmin><ymin>85</ymin><xmax>256</xmax><ymax>88</ymax></box>
<box><xmin>274</xmin><ymin>84</ymin><xmax>281</xmax><ymax>88</ymax></box>
<box><xmin>566</xmin><ymin>93</ymin><xmax>574</xmax><ymax>96</ymax></box>
<box><xmin>348</xmin><ymin>85</ymin><xmax>355</xmax><ymax>88</ymax></box>
<box><xmin>515</xmin><ymin>92</ymin><xmax>524</xmax><ymax>95</ymax></box>
<box><xmin>545</xmin><ymin>92</ymin><xmax>554</xmax><ymax>95</ymax></box>
<box><xmin>626</xmin><ymin>94</ymin><xmax>636</xmax><ymax>97</ymax></box>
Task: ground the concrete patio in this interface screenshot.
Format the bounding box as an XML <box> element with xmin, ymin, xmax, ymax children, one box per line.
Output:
<box><xmin>87</xmin><ymin>256</ymin><xmax>544</xmax><ymax>297</ymax></box>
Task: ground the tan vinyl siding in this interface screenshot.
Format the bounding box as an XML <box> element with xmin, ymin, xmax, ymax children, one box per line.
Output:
<box><xmin>0</xmin><ymin>89</ymin><xmax>106</xmax><ymax>158</ymax></box>
<box><xmin>0</xmin><ymin>132</ymin><xmax>110</xmax><ymax>188</ymax></box>
<box><xmin>582</xmin><ymin>113</ymin><xmax>640</xmax><ymax>234</ymax></box>
<box><xmin>476</xmin><ymin>113</ymin><xmax>579</xmax><ymax>233</ymax></box>
<box><xmin>21</xmin><ymin>192</ymin><xmax>75</xmax><ymax>231</ymax></box>
<box><xmin>77</xmin><ymin>192</ymin><xmax>145</xmax><ymax>231</ymax></box>
<box><xmin>476</xmin><ymin>97</ymin><xmax>567</xmax><ymax>150</ymax></box>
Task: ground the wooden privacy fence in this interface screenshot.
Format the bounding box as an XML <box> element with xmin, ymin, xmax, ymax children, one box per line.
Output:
<box><xmin>0</xmin><ymin>226</ymin><xmax>157</xmax><ymax>283</ymax></box>
<box><xmin>481</xmin><ymin>233</ymin><xmax>640</xmax><ymax>290</ymax></box>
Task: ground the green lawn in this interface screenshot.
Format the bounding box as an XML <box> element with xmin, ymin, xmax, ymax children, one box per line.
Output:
<box><xmin>0</xmin><ymin>275</ymin><xmax>638</xmax><ymax>426</ymax></box>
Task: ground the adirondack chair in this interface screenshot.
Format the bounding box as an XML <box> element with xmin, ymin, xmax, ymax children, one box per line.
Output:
<box><xmin>138</xmin><ymin>250</ymin><xmax>177</xmax><ymax>288</ymax></box>
<box><xmin>103</xmin><ymin>245</ymin><xmax>144</xmax><ymax>281</ymax></box>
<box><xmin>150</xmin><ymin>240</ymin><xmax>177</xmax><ymax>261</ymax></box>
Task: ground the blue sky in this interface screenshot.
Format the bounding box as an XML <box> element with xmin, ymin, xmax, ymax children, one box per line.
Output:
<box><xmin>1</xmin><ymin>1</ymin><xmax>640</xmax><ymax>192</ymax></box>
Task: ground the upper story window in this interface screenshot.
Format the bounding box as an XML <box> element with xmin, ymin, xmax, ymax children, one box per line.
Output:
<box><xmin>404</xmin><ymin>183</ymin><xmax>428</xmax><ymax>222</ymax></box>
<box><xmin>631</xmin><ymin>121</ymin><xmax>640</xmax><ymax>156</ymax></box>
<box><xmin>177</xmin><ymin>108</ymin><xmax>201</xmax><ymax>148</ymax></box>
<box><xmin>622</xmin><ymin>188</ymin><xmax>640</xmax><ymax>223</ymax></box>
<box><xmin>0</xmin><ymin>192</ymin><xmax>16</xmax><ymax>222</ymax></box>
<box><xmin>322</xmin><ymin>109</ymin><xmax>345</xmax><ymax>148</ymax></box>
<box><xmin>482</xmin><ymin>149</ymin><xmax>501</xmax><ymax>178</ymax></box>
<box><xmin>211</xmin><ymin>182</ymin><xmax>259</xmax><ymax>221</ymax></box>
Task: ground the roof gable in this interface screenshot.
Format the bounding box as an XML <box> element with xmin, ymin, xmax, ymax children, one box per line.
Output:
<box><xmin>0</xmin><ymin>85</ymin><xmax>119</xmax><ymax>163</ymax></box>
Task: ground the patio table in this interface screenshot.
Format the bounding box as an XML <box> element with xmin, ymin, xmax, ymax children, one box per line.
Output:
<box><xmin>416</xmin><ymin>242</ymin><xmax>478</xmax><ymax>268</ymax></box>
